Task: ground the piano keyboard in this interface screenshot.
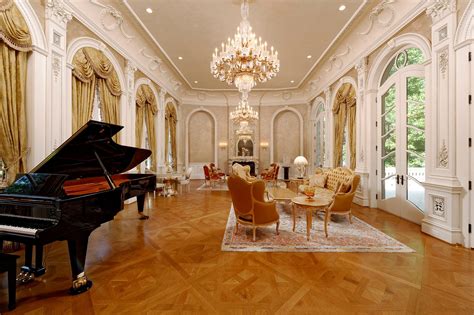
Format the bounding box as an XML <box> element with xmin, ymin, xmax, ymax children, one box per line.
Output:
<box><xmin>0</xmin><ymin>224</ymin><xmax>38</xmax><ymax>236</ymax></box>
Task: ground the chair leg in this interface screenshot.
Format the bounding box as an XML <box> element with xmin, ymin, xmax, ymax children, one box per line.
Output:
<box><xmin>234</xmin><ymin>222</ymin><xmax>239</xmax><ymax>235</ymax></box>
<box><xmin>349</xmin><ymin>212</ymin><xmax>353</xmax><ymax>224</ymax></box>
<box><xmin>253</xmin><ymin>227</ymin><xmax>256</xmax><ymax>242</ymax></box>
<box><xmin>324</xmin><ymin>210</ymin><xmax>330</xmax><ymax>238</ymax></box>
<box><xmin>276</xmin><ymin>221</ymin><xmax>280</xmax><ymax>235</ymax></box>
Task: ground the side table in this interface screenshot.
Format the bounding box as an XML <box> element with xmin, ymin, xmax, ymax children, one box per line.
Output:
<box><xmin>291</xmin><ymin>196</ymin><xmax>331</xmax><ymax>240</ymax></box>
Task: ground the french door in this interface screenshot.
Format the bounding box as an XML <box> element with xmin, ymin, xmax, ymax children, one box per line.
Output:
<box><xmin>377</xmin><ymin>68</ymin><xmax>425</xmax><ymax>224</ymax></box>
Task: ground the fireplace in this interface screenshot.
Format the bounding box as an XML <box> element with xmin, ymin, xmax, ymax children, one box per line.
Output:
<box><xmin>229</xmin><ymin>158</ymin><xmax>259</xmax><ymax>176</ymax></box>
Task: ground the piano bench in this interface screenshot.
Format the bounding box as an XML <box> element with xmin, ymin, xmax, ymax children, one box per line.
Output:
<box><xmin>0</xmin><ymin>253</ymin><xmax>19</xmax><ymax>310</ymax></box>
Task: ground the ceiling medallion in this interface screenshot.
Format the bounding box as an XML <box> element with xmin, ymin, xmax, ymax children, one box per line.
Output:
<box><xmin>210</xmin><ymin>0</ymin><xmax>280</xmax><ymax>122</ymax></box>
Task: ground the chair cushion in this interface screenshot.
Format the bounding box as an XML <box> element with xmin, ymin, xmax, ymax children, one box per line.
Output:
<box><xmin>309</xmin><ymin>174</ymin><xmax>327</xmax><ymax>188</ymax></box>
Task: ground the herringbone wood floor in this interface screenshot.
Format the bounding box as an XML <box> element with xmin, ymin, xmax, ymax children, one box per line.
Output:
<box><xmin>1</xmin><ymin>180</ymin><xmax>473</xmax><ymax>314</ymax></box>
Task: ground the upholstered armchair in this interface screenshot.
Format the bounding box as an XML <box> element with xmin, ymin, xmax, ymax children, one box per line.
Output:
<box><xmin>260</xmin><ymin>163</ymin><xmax>280</xmax><ymax>186</ymax></box>
<box><xmin>203</xmin><ymin>165</ymin><xmax>221</xmax><ymax>187</ymax></box>
<box><xmin>227</xmin><ymin>176</ymin><xmax>280</xmax><ymax>241</ymax></box>
<box><xmin>324</xmin><ymin>174</ymin><xmax>361</xmax><ymax>237</ymax></box>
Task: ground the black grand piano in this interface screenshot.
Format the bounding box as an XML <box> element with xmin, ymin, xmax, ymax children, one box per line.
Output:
<box><xmin>0</xmin><ymin>120</ymin><xmax>156</xmax><ymax>294</ymax></box>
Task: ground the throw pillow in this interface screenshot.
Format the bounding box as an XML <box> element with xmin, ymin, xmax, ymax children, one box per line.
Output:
<box><xmin>338</xmin><ymin>181</ymin><xmax>352</xmax><ymax>193</ymax></box>
<box><xmin>310</xmin><ymin>174</ymin><xmax>327</xmax><ymax>188</ymax></box>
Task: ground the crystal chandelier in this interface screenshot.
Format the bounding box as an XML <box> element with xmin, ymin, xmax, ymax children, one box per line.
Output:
<box><xmin>210</xmin><ymin>0</ymin><xmax>280</xmax><ymax>94</ymax></box>
<box><xmin>230</xmin><ymin>93</ymin><xmax>259</xmax><ymax>122</ymax></box>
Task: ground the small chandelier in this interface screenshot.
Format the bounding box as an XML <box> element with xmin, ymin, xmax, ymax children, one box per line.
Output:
<box><xmin>230</xmin><ymin>93</ymin><xmax>259</xmax><ymax>123</ymax></box>
<box><xmin>210</xmin><ymin>0</ymin><xmax>280</xmax><ymax>93</ymax></box>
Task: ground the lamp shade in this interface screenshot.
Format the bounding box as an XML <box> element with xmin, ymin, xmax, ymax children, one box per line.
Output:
<box><xmin>294</xmin><ymin>156</ymin><xmax>308</xmax><ymax>166</ymax></box>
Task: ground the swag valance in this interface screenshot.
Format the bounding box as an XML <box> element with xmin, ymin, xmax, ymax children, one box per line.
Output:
<box><xmin>0</xmin><ymin>0</ymin><xmax>32</xmax><ymax>52</ymax></box>
<box><xmin>136</xmin><ymin>84</ymin><xmax>158</xmax><ymax>114</ymax></box>
<box><xmin>332</xmin><ymin>83</ymin><xmax>356</xmax><ymax>114</ymax></box>
<box><xmin>165</xmin><ymin>102</ymin><xmax>177</xmax><ymax>122</ymax></box>
<box><xmin>72</xmin><ymin>47</ymin><xmax>122</xmax><ymax>97</ymax></box>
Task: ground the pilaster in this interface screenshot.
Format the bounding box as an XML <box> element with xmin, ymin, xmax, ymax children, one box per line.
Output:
<box><xmin>324</xmin><ymin>87</ymin><xmax>332</xmax><ymax>168</ymax></box>
<box><xmin>157</xmin><ymin>88</ymin><xmax>167</xmax><ymax>173</ymax></box>
<box><xmin>422</xmin><ymin>0</ymin><xmax>463</xmax><ymax>244</ymax></box>
<box><xmin>125</xmin><ymin>60</ymin><xmax>137</xmax><ymax>147</ymax></box>
<box><xmin>45</xmin><ymin>0</ymin><xmax>72</xmax><ymax>153</ymax></box>
<box><xmin>355</xmin><ymin>57</ymin><xmax>370</xmax><ymax>206</ymax></box>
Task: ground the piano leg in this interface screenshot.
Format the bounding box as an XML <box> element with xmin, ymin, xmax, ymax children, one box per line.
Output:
<box><xmin>137</xmin><ymin>194</ymin><xmax>149</xmax><ymax>220</ymax></box>
<box><xmin>17</xmin><ymin>244</ymin><xmax>35</xmax><ymax>284</ymax></box>
<box><xmin>34</xmin><ymin>245</ymin><xmax>46</xmax><ymax>276</ymax></box>
<box><xmin>67</xmin><ymin>237</ymin><xmax>93</xmax><ymax>295</ymax></box>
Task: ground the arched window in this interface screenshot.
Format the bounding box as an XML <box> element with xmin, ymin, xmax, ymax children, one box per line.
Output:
<box><xmin>313</xmin><ymin>103</ymin><xmax>325</xmax><ymax>168</ymax></box>
<box><xmin>378</xmin><ymin>47</ymin><xmax>426</xmax><ymax>211</ymax></box>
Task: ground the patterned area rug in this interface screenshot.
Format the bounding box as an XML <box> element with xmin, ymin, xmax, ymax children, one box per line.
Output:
<box><xmin>196</xmin><ymin>182</ymin><xmax>229</xmax><ymax>191</ymax></box>
<box><xmin>222</xmin><ymin>204</ymin><xmax>414</xmax><ymax>253</ymax></box>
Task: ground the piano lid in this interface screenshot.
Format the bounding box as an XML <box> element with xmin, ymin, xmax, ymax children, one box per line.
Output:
<box><xmin>32</xmin><ymin>120</ymin><xmax>151</xmax><ymax>179</ymax></box>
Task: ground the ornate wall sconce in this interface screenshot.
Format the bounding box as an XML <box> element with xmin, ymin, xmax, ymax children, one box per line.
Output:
<box><xmin>219</xmin><ymin>142</ymin><xmax>228</xmax><ymax>149</ymax></box>
<box><xmin>260</xmin><ymin>142</ymin><xmax>269</xmax><ymax>150</ymax></box>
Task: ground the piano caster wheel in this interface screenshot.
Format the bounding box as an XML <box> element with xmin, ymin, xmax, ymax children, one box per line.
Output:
<box><xmin>16</xmin><ymin>269</ymin><xmax>34</xmax><ymax>284</ymax></box>
<box><xmin>34</xmin><ymin>267</ymin><xmax>46</xmax><ymax>277</ymax></box>
<box><xmin>138</xmin><ymin>213</ymin><xmax>149</xmax><ymax>220</ymax></box>
<box><xmin>69</xmin><ymin>275</ymin><xmax>93</xmax><ymax>295</ymax></box>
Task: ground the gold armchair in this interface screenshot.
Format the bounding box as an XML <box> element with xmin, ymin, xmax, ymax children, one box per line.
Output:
<box><xmin>324</xmin><ymin>175</ymin><xmax>361</xmax><ymax>237</ymax></box>
<box><xmin>227</xmin><ymin>176</ymin><xmax>279</xmax><ymax>241</ymax></box>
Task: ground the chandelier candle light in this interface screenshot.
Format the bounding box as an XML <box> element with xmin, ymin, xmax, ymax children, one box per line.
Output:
<box><xmin>210</xmin><ymin>0</ymin><xmax>280</xmax><ymax>122</ymax></box>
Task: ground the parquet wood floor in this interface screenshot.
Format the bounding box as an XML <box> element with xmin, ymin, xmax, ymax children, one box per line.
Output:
<box><xmin>1</xmin><ymin>180</ymin><xmax>473</xmax><ymax>314</ymax></box>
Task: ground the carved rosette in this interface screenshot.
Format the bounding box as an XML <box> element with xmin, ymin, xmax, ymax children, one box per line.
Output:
<box><xmin>433</xmin><ymin>196</ymin><xmax>446</xmax><ymax>217</ymax></box>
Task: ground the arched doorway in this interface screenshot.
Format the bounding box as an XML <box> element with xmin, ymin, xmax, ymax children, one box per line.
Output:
<box><xmin>377</xmin><ymin>47</ymin><xmax>426</xmax><ymax>223</ymax></box>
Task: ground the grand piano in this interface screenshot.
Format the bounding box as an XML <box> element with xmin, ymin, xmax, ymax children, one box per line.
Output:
<box><xmin>0</xmin><ymin>120</ymin><xmax>156</xmax><ymax>294</ymax></box>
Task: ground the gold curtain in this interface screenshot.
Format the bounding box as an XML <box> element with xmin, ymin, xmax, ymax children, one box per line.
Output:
<box><xmin>0</xmin><ymin>0</ymin><xmax>32</xmax><ymax>183</ymax></box>
<box><xmin>135</xmin><ymin>84</ymin><xmax>158</xmax><ymax>171</ymax></box>
<box><xmin>71</xmin><ymin>47</ymin><xmax>122</xmax><ymax>134</ymax></box>
<box><xmin>165</xmin><ymin>102</ymin><xmax>177</xmax><ymax>170</ymax></box>
<box><xmin>72</xmin><ymin>49</ymin><xmax>95</xmax><ymax>132</ymax></box>
<box><xmin>332</xmin><ymin>83</ymin><xmax>356</xmax><ymax>169</ymax></box>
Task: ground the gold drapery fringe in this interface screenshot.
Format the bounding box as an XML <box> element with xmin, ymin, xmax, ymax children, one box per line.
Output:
<box><xmin>135</xmin><ymin>84</ymin><xmax>157</xmax><ymax>171</ymax></box>
<box><xmin>332</xmin><ymin>83</ymin><xmax>356</xmax><ymax>169</ymax></box>
<box><xmin>0</xmin><ymin>0</ymin><xmax>32</xmax><ymax>52</ymax></box>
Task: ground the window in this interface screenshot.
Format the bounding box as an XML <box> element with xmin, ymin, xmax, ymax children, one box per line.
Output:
<box><xmin>91</xmin><ymin>83</ymin><xmax>102</xmax><ymax>121</ymax></box>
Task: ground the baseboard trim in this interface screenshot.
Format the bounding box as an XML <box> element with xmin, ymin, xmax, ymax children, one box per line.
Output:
<box><xmin>421</xmin><ymin>219</ymin><xmax>463</xmax><ymax>245</ymax></box>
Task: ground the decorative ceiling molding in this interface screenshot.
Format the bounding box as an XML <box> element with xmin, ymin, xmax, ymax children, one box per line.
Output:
<box><xmin>325</xmin><ymin>46</ymin><xmax>351</xmax><ymax>72</ymax></box>
<box><xmin>359</xmin><ymin>0</ymin><xmax>396</xmax><ymax>35</ymax></box>
<box><xmin>90</xmin><ymin>0</ymin><xmax>134</xmax><ymax>40</ymax></box>
<box><xmin>139</xmin><ymin>48</ymin><xmax>166</xmax><ymax>73</ymax></box>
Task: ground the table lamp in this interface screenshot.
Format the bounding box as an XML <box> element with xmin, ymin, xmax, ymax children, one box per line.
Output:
<box><xmin>294</xmin><ymin>156</ymin><xmax>308</xmax><ymax>179</ymax></box>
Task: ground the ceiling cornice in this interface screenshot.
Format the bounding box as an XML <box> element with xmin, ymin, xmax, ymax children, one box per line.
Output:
<box><xmin>123</xmin><ymin>0</ymin><xmax>369</xmax><ymax>93</ymax></box>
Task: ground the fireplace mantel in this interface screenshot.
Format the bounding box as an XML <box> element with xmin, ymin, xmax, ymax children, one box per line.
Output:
<box><xmin>228</xmin><ymin>157</ymin><xmax>259</xmax><ymax>176</ymax></box>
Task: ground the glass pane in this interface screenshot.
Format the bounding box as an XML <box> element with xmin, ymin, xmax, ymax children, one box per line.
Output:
<box><xmin>406</xmin><ymin>48</ymin><xmax>424</xmax><ymax>65</ymax></box>
<box><xmin>315</xmin><ymin>121</ymin><xmax>321</xmax><ymax>167</ymax></box>
<box><xmin>342</xmin><ymin>128</ymin><xmax>348</xmax><ymax>167</ymax></box>
<box><xmin>381</xmin><ymin>57</ymin><xmax>397</xmax><ymax>85</ymax></box>
<box><xmin>407</xmin><ymin>177</ymin><xmax>425</xmax><ymax>210</ymax></box>
<box><xmin>382</xmin><ymin>154</ymin><xmax>396</xmax><ymax>178</ymax></box>
<box><xmin>407</xmin><ymin>127</ymin><xmax>425</xmax><ymax>156</ymax></box>
<box><xmin>407</xmin><ymin>77</ymin><xmax>425</xmax><ymax>129</ymax></box>
<box><xmin>407</xmin><ymin>152</ymin><xmax>425</xmax><ymax>181</ymax></box>
<box><xmin>382</xmin><ymin>176</ymin><xmax>396</xmax><ymax>200</ymax></box>
<box><xmin>382</xmin><ymin>85</ymin><xmax>396</xmax><ymax>134</ymax></box>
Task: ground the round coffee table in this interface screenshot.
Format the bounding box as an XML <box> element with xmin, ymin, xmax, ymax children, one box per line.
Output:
<box><xmin>291</xmin><ymin>196</ymin><xmax>332</xmax><ymax>240</ymax></box>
